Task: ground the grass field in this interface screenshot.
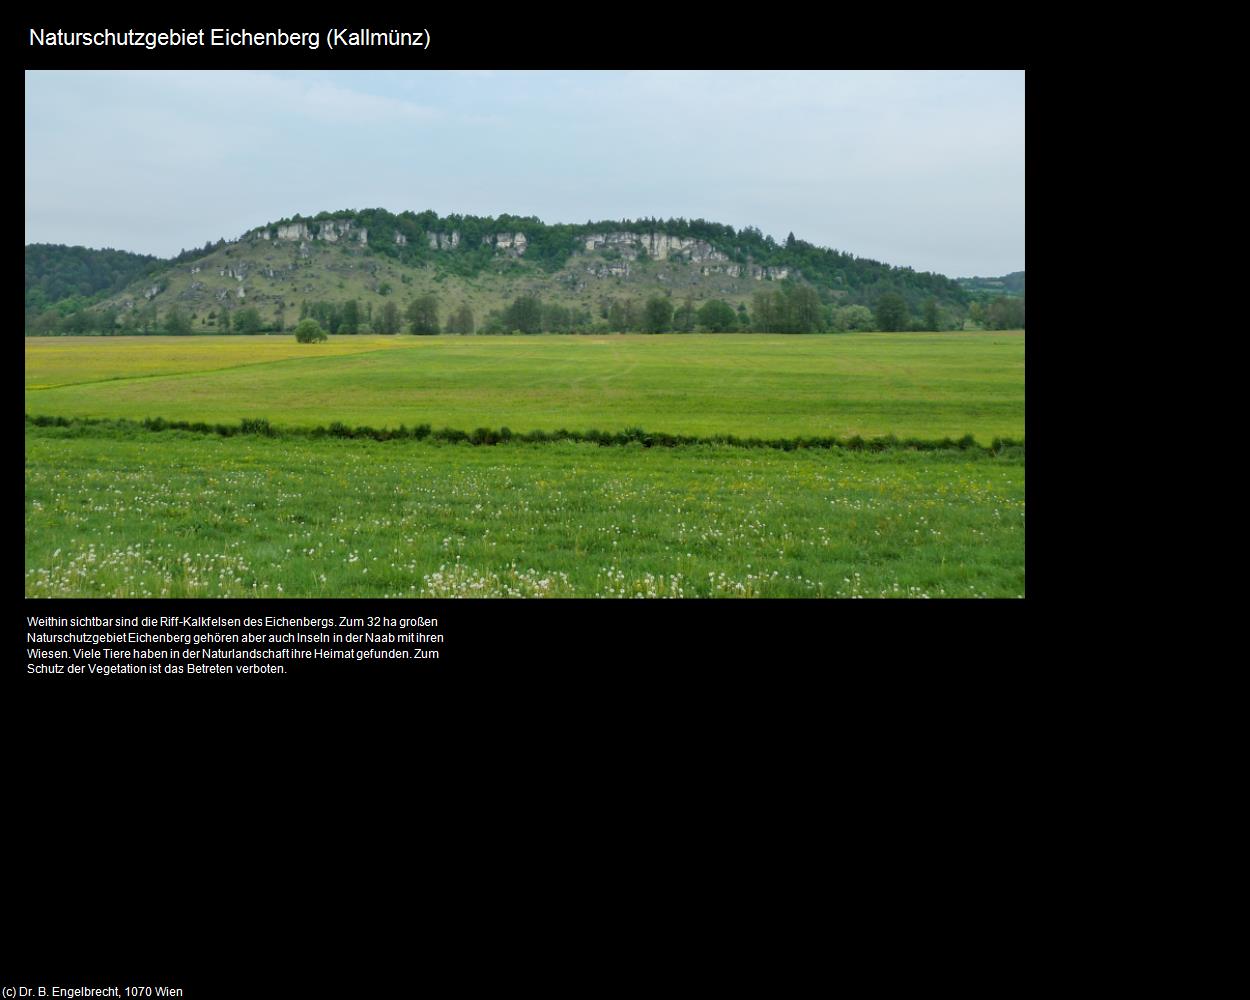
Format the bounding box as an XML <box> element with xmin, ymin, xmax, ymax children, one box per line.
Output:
<box><xmin>25</xmin><ymin>426</ymin><xmax>1024</xmax><ymax>598</ymax></box>
<box><xmin>25</xmin><ymin>332</ymin><xmax>1025</xmax><ymax>598</ymax></box>
<box><xmin>25</xmin><ymin>332</ymin><xmax>1025</xmax><ymax>442</ymax></box>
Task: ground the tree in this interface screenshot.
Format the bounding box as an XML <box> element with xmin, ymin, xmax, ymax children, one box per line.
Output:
<box><xmin>987</xmin><ymin>296</ymin><xmax>1025</xmax><ymax>329</ymax></box>
<box><xmin>607</xmin><ymin>299</ymin><xmax>633</xmax><ymax>332</ymax></box>
<box><xmin>697</xmin><ymin>299</ymin><xmax>737</xmax><ymax>332</ymax></box>
<box><xmin>833</xmin><ymin>304</ymin><xmax>875</xmax><ymax>331</ymax></box>
<box><xmin>97</xmin><ymin>307</ymin><xmax>119</xmax><ymax>336</ymax></box>
<box><xmin>674</xmin><ymin>296</ymin><xmax>696</xmax><ymax>333</ymax></box>
<box><xmin>164</xmin><ymin>307</ymin><xmax>193</xmax><ymax>335</ymax></box>
<box><xmin>874</xmin><ymin>291</ymin><xmax>909</xmax><ymax>332</ymax></box>
<box><xmin>340</xmin><ymin>299</ymin><xmax>360</xmax><ymax>335</ymax></box>
<box><xmin>782</xmin><ymin>284</ymin><xmax>822</xmax><ymax>332</ymax></box>
<box><xmin>445</xmin><ymin>303</ymin><xmax>475</xmax><ymax>334</ymax></box>
<box><xmin>642</xmin><ymin>296</ymin><xmax>673</xmax><ymax>333</ymax></box>
<box><xmin>407</xmin><ymin>294</ymin><xmax>440</xmax><ymax>334</ymax></box>
<box><xmin>232</xmin><ymin>307</ymin><xmax>262</xmax><ymax>334</ymax></box>
<box><xmin>752</xmin><ymin>291</ymin><xmax>779</xmax><ymax>332</ymax></box>
<box><xmin>923</xmin><ymin>297</ymin><xmax>939</xmax><ymax>331</ymax></box>
<box><xmin>294</xmin><ymin>319</ymin><xmax>327</xmax><ymax>343</ymax></box>
<box><xmin>503</xmin><ymin>295</ymin><xmax>543</xmax><ymax>334</ymax></box>
<box><xmin>377</xmin><ymin>300</ymin><xmax>402</xmax><ymax>335</ymax></box>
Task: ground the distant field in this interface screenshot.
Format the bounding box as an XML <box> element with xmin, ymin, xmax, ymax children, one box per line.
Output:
<box><xmin>25</xmin><ymin>332</ymin><xmax>1025</xmax><ymax>442</ymax></box>
<box><xmin>26</xmin><ymin>425</ymin><xmax>1025</xmax><ymax>598</ymax></box>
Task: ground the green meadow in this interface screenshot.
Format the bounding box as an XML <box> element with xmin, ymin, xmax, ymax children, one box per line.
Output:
<box><xmin>25</xmin><ymin>427</ymin><xmax>1024</xmax><ymax>598</ymax></box>
<box><xmin>25</xmin><ymin>332</ymin><xmax>1024</xmax><ymax>442</ymax></box>
<box><xmin>25</xmin><ymin>332</ymin><xmax>1025</xmax><ymax>598</ymax></box>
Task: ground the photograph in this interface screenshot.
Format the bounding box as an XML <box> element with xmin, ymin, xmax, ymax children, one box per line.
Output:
<box><xmin>24</xmin><ymin>69</ymin><xmax>1025</xmax><ymax>599</ymax></box>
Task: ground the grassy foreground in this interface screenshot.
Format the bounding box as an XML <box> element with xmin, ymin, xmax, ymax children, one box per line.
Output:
<box><xmin>25</xmin><ymin>332</ymin><xmax>1025</xmax><ymax>442</ymax></box>
<box><xmin>26</xmin><ymin>425</ymin><xmax>1024</xmax><ymax>598</ymax></box>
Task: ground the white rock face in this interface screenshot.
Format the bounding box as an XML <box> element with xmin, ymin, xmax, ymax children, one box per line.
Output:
<box><xmin>426</xmin><ymin>231</ymin><xmax>460</xmax><ymax>250</ymax></box>
<box><xmin>582</xmin><ymin>231</ymin><xmax>726</xmax><ymax>263</ymax></box>
<box><xmin>395</xmin><ymin>232</ymin><xmax>407</xmax><ymax>246</ymax></box>
<box><xmin>271</xmin><ymin>219</ymin><xmax>367</xmax><ymax>244</ymax></box>
<box><xmin>277</xmin><ymin>223</ymin><xmax>310</xmax><ymax>241</ymax></box>
<box><xmin>490</xmin><ymin>232</ymin><xmax>527</xmax><ymax>256</ymax></box>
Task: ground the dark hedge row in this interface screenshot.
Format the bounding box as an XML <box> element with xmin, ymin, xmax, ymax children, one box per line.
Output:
<box><xmin>27</xmin><ymin>414</ymin><xmax>1023</xmax><ymax>456</ymax></box>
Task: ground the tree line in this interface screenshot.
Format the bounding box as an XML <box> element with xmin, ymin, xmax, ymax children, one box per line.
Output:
<box><xmin>25</xmin><ymin>285</ymin><xmax>1024</xmax><ymax>338</ymax></box>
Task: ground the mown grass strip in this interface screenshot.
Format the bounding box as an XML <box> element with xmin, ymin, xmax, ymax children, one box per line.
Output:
<box><xmin>25</xmin><ymin>413</ymin><xmax>1024</xmax><ymax>456</ymax></box>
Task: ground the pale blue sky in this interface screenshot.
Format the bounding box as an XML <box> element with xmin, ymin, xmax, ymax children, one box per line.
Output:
<box><xmin>25</xmin><ymin>70</ymin><xmax>1024</xmax><ymax>277</ymax></box>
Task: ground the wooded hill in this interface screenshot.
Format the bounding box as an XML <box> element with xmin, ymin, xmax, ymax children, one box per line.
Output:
<box><xmin>26</xmin><ymin>209</ymin><xmax>1011</xmax><ymax>335</ymax></box>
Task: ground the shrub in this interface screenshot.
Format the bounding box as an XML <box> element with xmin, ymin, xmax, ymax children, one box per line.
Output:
<box><xmin>294</xmin><ymin>319</ymin><xmax>327</xmax><ymax>343</ymax></box>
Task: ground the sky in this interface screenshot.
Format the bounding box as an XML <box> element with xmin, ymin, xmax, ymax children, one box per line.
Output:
<box><xmin>24</xmin><ymin>70</ymin><xmax>1024</xmax><ymax>278</ymax></box>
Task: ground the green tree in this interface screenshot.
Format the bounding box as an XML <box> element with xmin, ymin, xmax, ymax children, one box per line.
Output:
<box><xmin>445</xmin><ymin>303</ymin><xmax>475</xmax><ymax>334</ymax></box>
<box><xmin>833</xmin><ymin>304</ymin><xmax>875</xmax><ymax>331</ymax></box>
<box><xmin>607</xmin><ymin>299</ymin><xmax>633</xmax><ymax>332</ymax></box>
<box><xmin>752</xmin><ymin>291</ymin><xmax>779</xmax><ymax>332</ymax></box>
<box><xmin>164</xmin><ymin>307</ymin><xmax>193</xmax><ymax>335</ymax></box>
<box><xmin>874</xmin><ymin>292</ymin><xmax>909</xmax><ymax>332</ymax></box>
<box><xmin>782</xmin><ymin>284</ymin><xmax>822</xmax><ymax>332</ymax></box>
<box><xmin>407</xmin><ymin>295</ymin><xmax>440</xmax><ymax>334</ymax></box>
<box><xmin>294</xmin><ymin>319</ymin><xmax>327</xmax><ymax>343</ymax></box>
<box><xmin>503</xmin><ymin>295</ymin><xmax>543</xmax><ymax>334</ymax></box>
<box><xmin>923</xmin><ymin>297</ymin><xmax>939</xmax><ymax>331</ymax></box>
<box><xmin>697</xmin><ymin>299</ymin><xmax>737</xmax><ymax>332</ymax></box>
<box><xmin>674</xmin><ymin>296</ymin><xmax>696</xmax><ymax>333</ymax></box>
<box><xmin>97</xmin><ymin>307</ymin><xmax>119</xmax><ymax>336</ymax></box>
<box><xmin>642</xmin><ymin>296</ymin><xmax>673</xmax><ymax>333</ymax></box>
<box><xmin>61</xmin><ymin>310</ymin><xmax>92</xmax><ymax>335</ymax></box>
<box><xmin>340</xmin><ymin>299</ymin><xmax>361</xmax><ymax>335</ymax></box>
<box><xmin>232</xmin><ymin>307</ymin><xmax>262</xmax><ymax>334</ymax></box>
<box><xmin>377</xmin><ymin>300</ymin><xmax>402</xmax><ymax>334</ymax></box>
<box><xmin>987</xmin><ymin>296</ymin><xmax>1025</xmax><ymax>329</ymax></box>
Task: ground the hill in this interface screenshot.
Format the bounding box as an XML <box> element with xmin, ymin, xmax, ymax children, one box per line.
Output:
<box><xmin>25</xmin><ymin>244</ymin><xmax>162</xmax><ymax>313</ymax></box>
<box><xmin>957</xmin><ymin>271</ymin><xmax>1025</xmax><ymax>297</ymax></box>
<box><xmin>26</xmin><ymin>209</ymin><xmax>979</xmax><ymax>335</ymax></box>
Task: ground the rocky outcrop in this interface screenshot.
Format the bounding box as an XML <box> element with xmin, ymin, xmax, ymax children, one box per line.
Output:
<box><xmin>427</xmin><ymin>231</ymin><xmax>460</xmax><ymax>250</ymax></box>
<box><xmin>587</xmin><ymin>261</ymin><xmax>630</xmax><ymax>278</ymax></box>
<box><xmin>494</xmin><ymin>232</ymin><xmax>527</xmax><ymax>256</ymax></box>
<box><xmin>143</xmin><ymin>285</ymin><xmax>161</xmax><ymax>300</ymax></box>
<box><xmin>260</xmin><ymin>219</ymin><xmax>367</xmax><ymax>244</ymax></box>
<box><xmin>749</xmin><ymin>265</ymin><xmax>791</xmax><ymax>281</ymax></box>
<box><xmin>276</xmin><ymin>222</ymin><xmax>310</xmax><ymax>241</ymax></box>
<box><xmin>317</xmin><ymin>219</ymin><xmax>365</xmax><ymax>244</ymax></box>
<box><xmin>395</xmin><ymin>232</ymin><xmax>407</xmax><ymax>246</ymax></box>
<box><xmin>582</xmin><ymin>231</ymin><xmax>728</xmax><ymax>263</ymax></box>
